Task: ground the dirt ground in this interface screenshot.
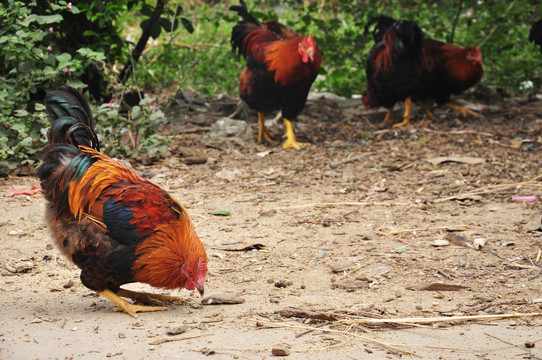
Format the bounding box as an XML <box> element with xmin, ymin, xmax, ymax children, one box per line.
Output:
<box><xmin>1</xmin><ymin>93</ymin><xmax>542</xmax><ymax>359</ymax></box>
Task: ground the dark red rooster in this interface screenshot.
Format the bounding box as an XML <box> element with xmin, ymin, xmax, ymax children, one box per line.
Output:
<box><xmin>230</xmin><ymin>0</ymin><xmax>322</xmax><ymax>150</ymax></box>
<box><xmin>362</xmin><ymin>16</ymin><xmax>483</xmax><ymax>127</ymax></box>
<box><xmin>36</xmin><ymin>86</ymin><xmax>208</xmax><ymax>317</ymax></box>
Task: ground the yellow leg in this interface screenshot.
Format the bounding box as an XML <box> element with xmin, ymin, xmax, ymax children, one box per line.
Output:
<box><xmin>379</xmin><ymin>107</ymin><xmax>394</xmax><ymax>127</ymax></box>
<box><xmin>442</xmin><ymin>103</ymin><xmax>479</xmax><ymax>117</ymax></box>
<box><xmin>393</xmin><ymin>97</ymin><xmax>412</xmax><ymax>127</ymax></box>
<box><xmin>418</xmin><ymin>102</ymin><xmax>436</xmax><ymax>120</ymax></box>
<box><xmin>282</xmin><ymin>118</ymin><xmax>309</xmax><ymax>150</ymax></box>
<box><xmin>257</xmin><ymin>112</ymin><xmax>276</xmax><ymax>145</ymax></box>
<box><xmin>117</xmin><ymin>288</ymin><xmax>183</xmax><ymax>306</ymax></box>
<box><xmin>99</xmin><ymin>289</ymin><xmax>167</xmax><ymax>318</ymax></box>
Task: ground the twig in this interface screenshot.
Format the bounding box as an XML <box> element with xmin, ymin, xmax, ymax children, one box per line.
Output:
<box><xmin>434</xmin><ymin>174</ymin><xmax>542</xmax><ymax>203</ymax></box>
<box><xmin>337</xmin><ymin>312</ymin><xmax>542</xmax><ymax>325</ymax></box>
<box><xmin>432</xmin><ymin>268</ymin><xmax>452</xmax><ymax>279</ymax></box>
<box><xmin>247</xmin><ymin>319</ymin><xmax>420</xmax><ymax>357</ymax></box>
<box><xmin>449</xmin><ymin>0</ymin><xmax>464</xmax><ymax>43</ymax></box>
<box><xmin>149</xmin><ymin>333</ymin><xmax>211</xmax><ymax>345</ymax></box>
<box><xmin>295</xmin><ymin>323</ymin><xmax>326</xmax><ymax>338</ymax></box>
<box><xmin>142</xmin><ymin>42</ymin><xmax>200</xmax><ymax>55</ymax></box>
<box><xmin>388</xmin><ymin>224</ymin><xmax>468</xmax><ymax>235</ymax></box>
<box><xmin>295</xmin><ymin>337</ymin><xmax>354</xmax><ymax>352</ymax></box>
<box><xmin>484</xmin><ymin>332</ymin><xmax>524</xmax><ymax>350</ymax></box>
<box><xmin>330</xmin><ymin>154</ymin><xmax>368</xmax><ymax>168</ymax></box>
<box><xmin>272</xmin><ymin>201</ymin><xmax>411</xmax><ymax>210</ymax></box>
<box><xmin>338</xmin><ymin>265</ymin><xmax>364</xmax><ymax>280</ymax></box>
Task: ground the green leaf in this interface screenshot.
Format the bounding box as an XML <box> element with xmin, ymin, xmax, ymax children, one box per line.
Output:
<box><xmin>209</xmin><ymin>210</ymin><xmax>231</xmax><ymax>216</ymax></box>
<box><xmin>14</xmin><ymin>110</ymin><xmax>29</xmax><ymax>117</ymax></box>
<box><xmin>149</xmin><ymin>110</ymin><xmax>164</xmax><ymax>121</ymax></box>
<box><xmin>181</xmin><ymin>17</ymin><xmax>193</xmax><ymax>34</ymax></box>
<box><xmin>20</xmin><ymin>137</ymin><xmax>32</xmax><ymax>147</ymax></box>
<box><xmin>56</xmin><ymin>53</ymin><xmax>72</xmax><ymax>62</ymax></box>
<box><xmin>150</xmin><ymin>21</ymin><xmax>162</xmax><ymax>39</ymax></box>
<box><xmin>131</xmin><ymin>105</ymin><xmax>141</xmax><ymax>119</ymax></box>
<box><xmin>19</xmin><ymin>14</ymin><xmax>37</xmax><ymax>27</ymax></box>
<box><xmin>140</xmin><ymin>4</ymin><xmax>153</xmax><ymax>17</ymax></box>
<box><xmin>159</xmin><ymin>18</ymin><xmax>172</xmax><ymax>31</ymax></box>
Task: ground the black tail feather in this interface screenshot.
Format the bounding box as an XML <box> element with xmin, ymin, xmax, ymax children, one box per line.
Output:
<box><xmin>230</xmin><ymin>0</ymin><xmax>260</xmax><ymax>58</ymax></box>
<box><xmin>43</xmin><ymin>86</ymin><xmax>100</xmax><ymax>152</ymax></box>
<box><xmin>229</xmin><ymin>0</ymin><xmax>260</xmax><ymax>27</ymax></box>
<box><xmin>36</xmin><ymin>86</ymin><xmax>100</xmax><ymax>183</ymax></box>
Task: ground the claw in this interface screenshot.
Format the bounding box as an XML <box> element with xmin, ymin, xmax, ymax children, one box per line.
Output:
<box><xmin>392</xmin><ymin>97</ymin><xmax>412</xmax><ymax>127</ymax></box>
<box><xmin>100</xmin><ymin>289</ymin><xmax>173</xmax><ymax>317</ymax></box>
<box><xmin>257</xmin><ymin>112</ymin><xmax>277</xmax><ymax>145</ymax></box>
<box><xmin>443</xmin><ymin>103</ymin><xmax>479</xmax><ymax>117</ymax></box>
<box><xmin>378</xmin><ymin>108</ymin><xmax>394</xmax><ymax>127</ymax></box>
<box><xmin>282</xmin><ymin>118</ymin><xmax>309</xmax><ymax>150</ymax></box>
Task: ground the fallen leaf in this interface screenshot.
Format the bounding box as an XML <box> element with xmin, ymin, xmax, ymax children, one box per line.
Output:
<box><xmin>201</xmin><ymin>294</ymin><xmax>245</xmax><ymax>305</ymax></box>
<box><xmin>330</xmin><ymin>261</ymin><xmax>357</xmax><ymax>273</ymax></box>
<box><xmin>217</xmin><ymin>243</ymin><xmax>266</xmax><ymax>252</ymax></box>
<box><xmin>4</xmin><ymin>185</ymin><xmax>41</xmax><ymax>197</ymax></box>
<box><xmin>509</xmin><ymin>139</ymin><xmax>523</xmax><ymax>149</ymax></box>
<box><xmin>331</xmin><ymin>279</ymin><xmax>369</xmax><ymax>290</ymax></box>
<box><xmin>208</xmin><ymin>210</ymin><xmax>231</xmax><ymax>216</ymax></box>
<box><xmin>427</xmin><ymin>157</ymin><xmax>485</xmax><ymax>166</ymax></box>
<box><xmin>407</xmin><ymin>283</ymin><xmax>469</xmax><ymax>291</ymax></box>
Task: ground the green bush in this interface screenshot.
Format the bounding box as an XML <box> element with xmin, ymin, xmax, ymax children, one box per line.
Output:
<box><xmin>0</xmin><ymin>0</ymin><xmax>106</xmax><ymax>174</ymax></box>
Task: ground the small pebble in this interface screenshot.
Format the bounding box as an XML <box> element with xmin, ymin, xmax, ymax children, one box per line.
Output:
<box><xmin>315</xmin><ymin>251</ymin><xmax>326</xmax><ymax>259</ymax></box>
<box><xmin>525</xmin><ymin>341</ymin><xmax>535</xmax><ymax>348</ymax></box>
<box><xmin>274</xmin><ymin>280</ymin><xmax>292</xmax><ymax>288</ymax></box>
<box><xmin>117</xmin><ymin>332</ymin><xmax>126</xmax><ymax>339</ymax></box>
<box><xmin>430</xmin><ymin>239</ymin><xmax>450</xmax><ymax>247</ymax></box>
<box><xmin>63</xmin><ymin>280</ymin><xmax>74</xmax><ymax>289</ymax></box>
<box><xmin>473</xmin><ymin>238</ymin><xmax>487</xmax><ymax>250</ymax></box>
<box><xmin>167</xmin><ymin>325</ymin><xmax>189</xmax><ymax>336</ymax></box>
<box><xmin>271</xmin><ymin>344</ymin><xmax>291</xmax><ymax>356</ymax></box>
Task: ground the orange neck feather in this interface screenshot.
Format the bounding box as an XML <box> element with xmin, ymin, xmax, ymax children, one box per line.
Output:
<box><xmin>438</xmin><ymin>44</ymin><xmax>483</xmax><ymax>85</ymax></box>
<box><xmin>132</xmin><ymin>216</ymin><xmax>207</xmax><ymax>290</ymax></box>
<box><xmin>266</xmin><ymin>35</ymin><xmax>321</xmax><ymax>86</ymax></box>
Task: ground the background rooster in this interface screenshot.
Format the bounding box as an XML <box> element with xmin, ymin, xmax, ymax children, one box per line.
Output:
<box><xmin>230</xmin><ymin>0</ymin><xmax>322</xmax><ymax>150</ymax></box>
<box><xmin>362</xmin><ymin>16</ymin><xmax>483</xmax><ymax>127</ymax></box>
<box><xmin>529</xmin><ymin>19</ymin><xmax>542</xmax><ymax>53</ymax></box>
<box><xmin>36</xmin><ymin>86</ymin><xmax>207</xmax><ymax>317</ymax></box>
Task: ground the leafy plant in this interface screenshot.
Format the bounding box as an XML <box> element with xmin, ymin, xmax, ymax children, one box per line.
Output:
<box><xmin>93</xmin><ymin>96</ymin><xmax>168</xmax><ymax>161</ymax></box>
<box><xmin>0</xmin><ymin>0</ymin><xmax>106</xmax><ymax>174</ymax></box>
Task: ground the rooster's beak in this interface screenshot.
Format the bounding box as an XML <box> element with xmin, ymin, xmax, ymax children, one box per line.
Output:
<box><xmin>309</xmin><ymin>50</ymin><xmax>314</xmax><ymax>62</ymax></box>
<box><xmin>196</xmin><ymin>285</ymin><xmax>205</xmax><ymax>297</ymax></box>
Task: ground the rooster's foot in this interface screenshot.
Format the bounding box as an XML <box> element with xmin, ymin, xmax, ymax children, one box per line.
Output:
<box><xmin>100</xmin><ymin>289</ymin><xmax>168</xmax><ymax>318</ymax></box>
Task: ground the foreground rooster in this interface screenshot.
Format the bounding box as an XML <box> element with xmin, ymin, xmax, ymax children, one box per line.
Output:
<box><xmin>230</xmin><ymin>0</ymin><xmax>322</xmax><ymax>150</ymax></box>
<box><xmin>36</xmin><ymin>86</ymin><xmax>207</xmax><ymax>317</ymax></box>
<box><xmin>362</xmin><ymin>16</ymin><xmax>483</xmax><ymax>127</ymax></box>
